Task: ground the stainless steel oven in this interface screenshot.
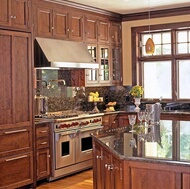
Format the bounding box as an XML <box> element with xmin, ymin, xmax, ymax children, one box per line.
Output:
<box><xmin>48</xmin><ymin>113</ymin><xmax>103</xmax><ymax>181</ymax></box>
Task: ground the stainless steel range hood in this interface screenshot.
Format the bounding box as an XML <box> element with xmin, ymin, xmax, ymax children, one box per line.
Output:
<box><xmin>34</xmin><ymin>37</ymin><xmax>99</xmax><ymax>69</ymax></box>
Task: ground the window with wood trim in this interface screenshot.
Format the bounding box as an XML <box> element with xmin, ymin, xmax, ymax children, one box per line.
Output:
<box><xmin>132</xmin><ymin>22</ymin><xmax>190</xmax><ymax>102</ymax></box>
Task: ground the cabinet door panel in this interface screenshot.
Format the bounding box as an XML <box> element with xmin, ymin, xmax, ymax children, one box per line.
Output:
<box><xmin>11</xmin><ymin>0</ymin><xmax>29</xmax><ymax>30</ymax></box>
<box><xmin>113</xmin><ymin>157</ymin><xmax>123</xmax><ymax>189</ymax></box>
<box><xmin>103</xmin><ymin>150</ymin><xmax>112</xmax><ymax>189</ymax></box>
<box><xmin>0</xmin><ymin>0</ymin><xmax>10</xmax><ymax>26</ymax></box>
<box><xmin>0</xmin><ymin>152</ymin><xmax>33</xmax><ymax>188</ymax></box>
<box><xmin>93</xmin><ymin>142</ymin><xmax>103</xmax><ymax>189</ymax></box>
<box><xmin>98</xmin><ymin>20</ymin><xmax>110</xmax><ymax>43</ymax></box>
<box><xmin>183</xmin><ymin>174</ymin><xmax>190</xmax><ymax>189</ymax></box>
<box><xmin>36</xmin><ymin>7</ymin><xmax>53</xmax><ymax>37</ymax></box>
<box><xmin>0</xmin><ymin>33</ymin><xmax>13</xmax><ymax>126</ymax></box>
<box><xmin>13</xmin><ymin>34</ymin><xmax>31</xmax><ymax>124</ymax></box>
<box><xmin>131</xmin><ymin>167</ymin><xmax>175</xmax><ymax>189</ymax></box>
<box><xmin>37</xmin><ymin>149</ymin><xmax>50</xmax><ymax>179</ymax></box>
<box><xmin>85</xmin><ymin>16</ymin><xmax>98</xmax><ymax>42</ymax></box>
<box><xmin>54</xmin><ymin>10</ymin><xmax>68</xmax><ymax>38</ymax></box>
<box><xmin>69</xmin><ymin>13</ymin><xmax>84</xmax><ymax>41</ymax></box>
<box><xmin>110</xmin><ymin>22</ymin><xmax>121</xmax><ymax>44</ymax></box>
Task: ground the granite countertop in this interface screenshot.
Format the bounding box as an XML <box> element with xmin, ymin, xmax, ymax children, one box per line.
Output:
<box><xmin>92</xmin><ymin>120</ymin><xmax>190</xmax><ymax>166</ymax></box>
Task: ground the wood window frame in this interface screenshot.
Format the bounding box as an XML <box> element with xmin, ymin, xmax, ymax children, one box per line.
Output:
<box><xmin>131</xmin><ymin>21</ymin><xmax>190</xmax><ymax>103</ymax></box>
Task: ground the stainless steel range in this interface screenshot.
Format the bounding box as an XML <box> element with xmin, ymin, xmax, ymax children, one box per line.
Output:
<box><xmin>43</xmin><ymin>111</ymin><xmax>103</xmax><ymax>181</ymax></box>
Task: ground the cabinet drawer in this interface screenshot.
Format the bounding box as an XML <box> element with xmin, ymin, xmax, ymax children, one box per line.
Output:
<box><xmin>36</xmin><ymin>125</ymin><xmax>49</xmax><ymax>138</ymax></box>
<box><xmin>0</xmin><ymin>128</ymin><xmax>31</xmax><ymax>157</ymax></box>
<box><xmin>0</xmin><ymin>152</ymin><xmax>33</xmax><ymax>188</ymax></box>
<box><xmin>37</xmin><ymin>138</ymin><xmax>49</xmax><ymax>149</ymax></box>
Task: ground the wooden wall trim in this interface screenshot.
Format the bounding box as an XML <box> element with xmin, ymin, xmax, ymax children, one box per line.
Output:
<box><xmin>122</xmin><ymin>6</ymin><xmax>190</xmax><ymax>21</ymax></box>
<box><xmin>43</xmin><ymin>0</ymin><xmax>122</xmax><ymax>19</ymax></box>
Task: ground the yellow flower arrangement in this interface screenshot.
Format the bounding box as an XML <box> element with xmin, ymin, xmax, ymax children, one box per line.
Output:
<box><xmin>129</xmin><ymin>85</ymin><xmax>144</xmax><ymax>98</ymax></box>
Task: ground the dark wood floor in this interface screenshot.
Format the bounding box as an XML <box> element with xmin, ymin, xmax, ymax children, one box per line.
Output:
<box><xmin>37</xmin><ymin>169</ymin><xmax>93</xmax><ymax>189</ymax></box>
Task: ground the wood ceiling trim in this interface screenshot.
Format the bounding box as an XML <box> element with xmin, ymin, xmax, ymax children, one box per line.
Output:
<box><xmin>122</xmin><ymin>6</ymin><xmax>190</xmax><ymax>21</ymax></box>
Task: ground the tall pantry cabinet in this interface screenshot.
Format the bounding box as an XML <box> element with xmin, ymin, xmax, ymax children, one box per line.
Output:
<box><xmin>0</xmin><ymin>25</ymin><xmax>33</xmax><ymax>189</ymax></box>
<box><xmin>0</xmin><ymin>0</ymin><xmax>33</xmax><ymax>188</ymax></box>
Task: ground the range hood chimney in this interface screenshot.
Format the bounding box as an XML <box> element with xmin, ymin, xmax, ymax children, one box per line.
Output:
<box><xmin>34</xmin><ymin>37</ymin><xmax>99</xmax><ymax>69</ymax></box>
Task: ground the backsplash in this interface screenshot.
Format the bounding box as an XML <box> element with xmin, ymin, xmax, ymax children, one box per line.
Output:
<box><xmin>35</xmin><ymin>69</ymin><xmax>134</xmax><ymax>112</ymax></box>
<box><xmin>36</xmin><ymin>85</ymin><xmax>133</xmax><ymax>112</ymax></box>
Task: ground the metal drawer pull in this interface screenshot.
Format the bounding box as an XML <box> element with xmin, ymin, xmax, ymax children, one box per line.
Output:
<box><xmin>40</xmin><ymin>130</ymin><xmax>48</xmax><ymax>133</ymax></box>
<box><xmin>5</xmin><ymin>129</ymin><xmax>27</xmax><ymax>134</ymax></box>
<box><xmin>40</xmin><ymin>142</ymin><xmax>48</xmax><ymax>145</ymax></box>
<box><xmin>6</xmin><ymin>155</ymin><xmax>27</xmax><ymax>162</ymax></box>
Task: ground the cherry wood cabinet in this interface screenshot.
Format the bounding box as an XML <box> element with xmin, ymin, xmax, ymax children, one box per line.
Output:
<box><xmin>110</xmin><ymin>22</ymin><xmax>122</xmax><ymax>45</ymax></box>
<box><xmin>93</xmin><ymin>136</ymin><xmax>190</xmax><ymax>189</ymax></box>
<box><xmin>35</xmin><ymin>122</ymin><xmax>51</xmax><ymax>180</ymax></box>
<box><xmin>111</xmin><ymin>45</ymin><xmax>122</xmax><ymax>85</ymax></box>
<box><xmin>34</xmin><ymin>5</ymin><xmax>84</xmax><ymax>41</ymax></box>
<box><xmin>0</xmin><ymin>0</ymin><xmax>31</xmax><ymax>31</ymax></box>
<box><xmin>0</xmin><ymin>30</ymin><xmax>33</xmax><ymax>188</ymax></box>
<box><xmin>98</xmin><ymin>19</ymin><xmax>110</xmax><ymax>43</ymax></box>
<box><xmin>84</xmin><ymin>16</ymin><xmax>98</xmax><ymax>42</ymax></box>
<box><xmin>102</xmin><ymin>113</ymin><xmax>119</xmax><ymax>130</ymax></box>
<box><xmin>93</xmin><ymin>139</ymin><xmax>123</xmax><ymax>189</ymax></box>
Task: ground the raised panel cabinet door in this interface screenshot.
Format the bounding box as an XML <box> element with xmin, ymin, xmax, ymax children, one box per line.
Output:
<box><xmin>93</xmin><ymin>141</ymin><xmax>104</xmax><ymax>189</ymax></box>
<box><xmin>0</xmin><ymin>30</ymin><xmax>32</xmax><ymax>129</ymax></box>
<box><xmin>53</xmin><ymin>9</ymin><xmax>69</xmax><ymax>39</ymax></box>
<box><xmin>0</xmin><ymin>0</ymin><xmax>10</xmax><ymax>27</ymax></box>
<box><xmin>183</xmin><ymin>174</ymin><xmax>190</xmax><ymax>189</ymax></box>
<box><xmin>98</xmin><ymin>20</ymin><xmax>110</xmax><ymax>43</ymax></box>
<box><xmin>0</xmin><ymin>31</ymin><xmax>13</xmax><ymax>127</ymax></box>
<box><xmin>103</xmin><ymin>149</ymin><xmax>112</xmax><ymax>189</ymax></box>
<box><xmin>11</xmin><ymin>0</ymin><xmax>30</xmax><ymax>30</ymax></box>
<box><xmin>37</xmin><ymin>149</ymin><xmax>50</xmax><ymax>180</ymax></box>
<box><xmin>110</xmin><ymin>22</ymin><xmax>121</xmax><ymax>44</ymax></box>
<box><xmin>84</xmin><ymin>16</ymin><xmax>98</xmax><ymax>42</ymax></box>
<box><xmin>131</xmin><ymin>167</ymin><xmax>176</xmax><ymax>189</ymax></box>
<box><xmin>112</xmin><ymin>157</ymin><xmax>123</xmax><ymax>189</ymax></box>
<box><xmin>36</xmin><ymin>7</ymin><xmax>53</xmax><ymax>37</ymax></box>
<box><xmin>69</xmin><ymin>13</ymin><xmax>84</xmax><ymax>41</ymax></box>
<box><xmin>12</xmin><ymin>32</ymin><xmax>32</xmax><ymax>125</ymax></box>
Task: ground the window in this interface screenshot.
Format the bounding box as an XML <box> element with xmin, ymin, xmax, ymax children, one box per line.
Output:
<box><xmin>133</xmin><ymin>23</ymin><xmax>190</xmax><ymax>101</ymax></box>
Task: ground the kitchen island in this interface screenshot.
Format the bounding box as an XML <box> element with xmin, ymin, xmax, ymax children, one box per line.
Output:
<box><xmin>92</xmin><ymin>119</ymin><xmax>190</xmax><ymax>189</ymax></box>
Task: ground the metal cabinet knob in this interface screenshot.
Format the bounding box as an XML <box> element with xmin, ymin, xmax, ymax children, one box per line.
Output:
<box><xmin>96</xmin><ymin>155</ymin><xmax>102</xmax><ymax>159</ymax></box>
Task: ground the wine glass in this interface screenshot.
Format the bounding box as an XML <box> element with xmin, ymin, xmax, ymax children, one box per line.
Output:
<box><xmin>138</xmin><ymin>111</ymin><xmax>145</xmax><ymax>127</ymax></box>
<box><xmin>128</xmin><ymin>114</ymin><xmax>136</xmax><ymax>132</ymax></box>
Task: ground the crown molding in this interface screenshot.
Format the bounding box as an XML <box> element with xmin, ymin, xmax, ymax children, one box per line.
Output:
<box><xmin>122</xmin><ymin>6</ymin><xmax>190</xmax><ymax>21</ymax></box>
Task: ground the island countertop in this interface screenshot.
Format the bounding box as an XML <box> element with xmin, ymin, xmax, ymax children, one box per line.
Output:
<box><xmin>92</xmin><ymin>120</ymin><xmax>190</xmax><ymax>166</ymax></box>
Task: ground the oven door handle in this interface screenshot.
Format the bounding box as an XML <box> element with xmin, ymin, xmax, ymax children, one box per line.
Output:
<box><xmin>80</xmin><ymin>126</ymin><xmax>103</xmax><ymax>133</ymax></box>
<box><xmin>55</xmin><ymin>131</ymin><xmax>77</xmax><ymax>142</ymax></box>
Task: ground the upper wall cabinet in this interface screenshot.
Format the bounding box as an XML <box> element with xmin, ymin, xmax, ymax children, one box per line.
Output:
<box><xmin>84</xmin><ymin>16</ymin><xmax>98</xmax><ymax>42</ymax></box>
<box><xmin>110</xmin><ymin>22</ymin><xmax>122</xmax><ymax>45</ymax></box>
<box><xmin>0</xmin><ymin>0</ymin><xmax>31</xmax><ymax>31</ymax></box>
<box><xmin>98</xmin><ymin>19</ymin><xmax>110</xmax><ymax>43</ymax></box>
<box><xmin>34</xmin><ymin>5</ymin><xmax>84</xmax><ymax>41</ymax></box>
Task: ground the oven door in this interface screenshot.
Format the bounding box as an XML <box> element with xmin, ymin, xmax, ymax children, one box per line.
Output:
<box><xmin>55</xmin><ymin>131</ymin><xmax>76</xmax><ymax>169</ymax></box>
<box><xmin>76</xmin><ymin>126</ymin><xmax>103</xmax><ymax>163</ymax></box>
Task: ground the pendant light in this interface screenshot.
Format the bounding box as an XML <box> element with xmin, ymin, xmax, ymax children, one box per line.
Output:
<box><xmin>145</xmin><ymin>1</ymin><xmax>155</xmax><ymax>54</ymax></box>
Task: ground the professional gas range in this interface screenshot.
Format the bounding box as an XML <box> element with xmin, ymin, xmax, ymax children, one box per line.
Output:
<box><xmin>41</xmin><ymin>111</ymin><xmax>103</xmax><ymax>181</ymax></box>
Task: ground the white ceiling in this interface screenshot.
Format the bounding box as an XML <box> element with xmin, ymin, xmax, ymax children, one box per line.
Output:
<box><xmin>67</xmin><ymin>0</ymin><xmax>190</xmax><ymax>14</ymax></box>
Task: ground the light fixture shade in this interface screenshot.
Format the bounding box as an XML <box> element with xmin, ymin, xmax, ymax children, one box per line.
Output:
<box><xmin>145</xmin><ymin>38</ymin><xmax>155</xmax><ymax>54</ymax></box>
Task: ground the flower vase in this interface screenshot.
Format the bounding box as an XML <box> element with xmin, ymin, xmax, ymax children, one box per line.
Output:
<box><xmin>134</xmin><ymin>98</ymin><xmax>141</xmax><ymax>112</ymax></box>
